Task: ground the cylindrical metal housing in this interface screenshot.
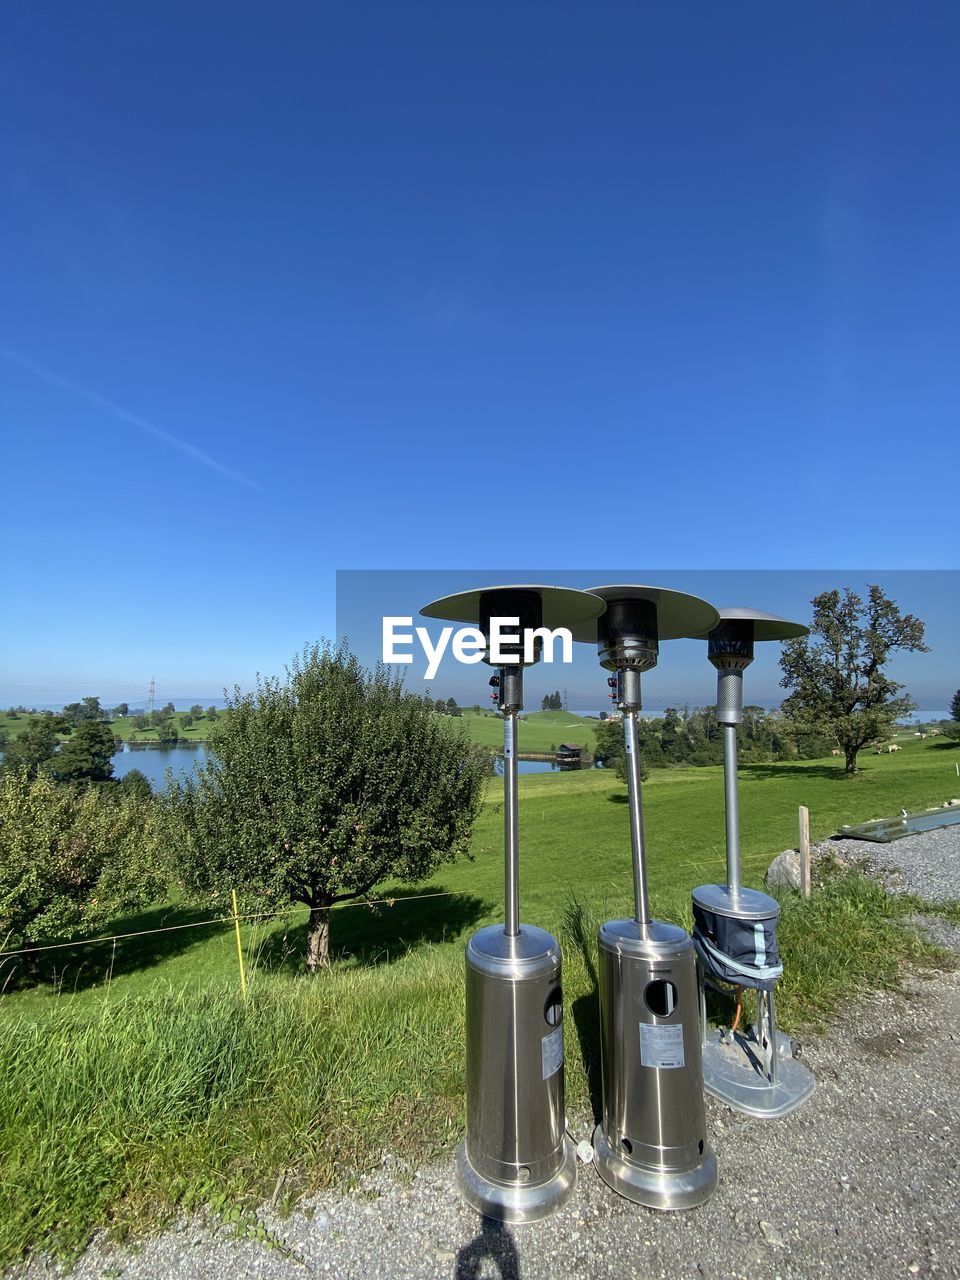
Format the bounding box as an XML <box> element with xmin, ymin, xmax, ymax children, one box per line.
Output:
<box><xmin>479</xmin><ymin>589</ymin><xmax>543</xmax><ymax>664</ymax></box>
<box><xmin>716</xmin><ymin>668</ymin><xmax>744</xmax><ymax>727</ymax></box>
<box><xmin>598</xmin><ymin>599</ymin><xmax>660</xmax><ymax>672</ymax></box>
<box><xmin>707</xmin><ymin>619</ymin><xmax>755</xmax><ymax>671</ymax></box>
<box><xmin>593</xmin><ymin>919</ymin><xmax>717</xmax><ymax>1210</ymax></box>
<box><xmin>459</xmin><ymin>924</ymin><xmax>576</xmax><ymax>1222</ymax></box>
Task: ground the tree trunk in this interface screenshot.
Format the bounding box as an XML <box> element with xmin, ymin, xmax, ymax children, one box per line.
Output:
<box><xmin>844</xmin><ymin>749</ymin><xmax>859</xmax><ymax>775</ymax></box>
<box><xmin>306</xmin><ymin>902</ymin><xmax>331</xmax><ymax>972</ymax></box>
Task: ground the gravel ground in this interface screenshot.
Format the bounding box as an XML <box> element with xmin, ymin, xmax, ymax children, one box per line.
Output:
<box><xmin>14</xmin><ymin>825</ymin><xmax>960</xmax><ymax>1280</ymax></box>
<box><xmin>821</xmin><ymin>817</ymin><xmax>960</xmax><ymax>903</ymax></box>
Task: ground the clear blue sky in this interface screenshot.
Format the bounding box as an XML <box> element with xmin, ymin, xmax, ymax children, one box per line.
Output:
<box><xmin>2</xmin><ymin>4</ymin><xmax>957</xmax><ymax>705</ymax></box>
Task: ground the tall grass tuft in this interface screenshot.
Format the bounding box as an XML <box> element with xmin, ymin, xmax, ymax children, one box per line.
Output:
<box><xmin>0</xmin><ymin>950</ymin><xmax>465</xmax><ymax>1266</ymax></box>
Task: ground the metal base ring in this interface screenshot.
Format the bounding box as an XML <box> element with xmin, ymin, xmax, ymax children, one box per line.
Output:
<box><xmin>456</xmin><ymin>1137</ymin><xmax>577</xmax><ymax>1224</ymax></box>
<box><xmin>592</xmin><ymin>1125</ymin><xmax>718</xmax><ymax>1211</ymax></box>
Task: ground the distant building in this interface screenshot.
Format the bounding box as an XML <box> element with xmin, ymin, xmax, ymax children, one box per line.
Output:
<box><xmin>556</xmin><ymin>743</ymin><xmax>582</xmax><ymax>762</ymax></box>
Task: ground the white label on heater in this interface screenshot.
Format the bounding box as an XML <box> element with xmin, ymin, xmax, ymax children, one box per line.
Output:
<box><xmin>640</xmin><ymin>1022</ymin><xmax>685</xmax><ymax>1069</ymax></box>
<box><xmin>542</xmin><ymin>1024</ymin><xmax>564</xmax><ymax>1079</ymax></box>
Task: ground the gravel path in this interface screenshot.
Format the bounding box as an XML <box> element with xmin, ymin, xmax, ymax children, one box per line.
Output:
<box><xmin>822</xmin><ymin>819</ymin><xmax>960</xmax><ymax>903</ymax></box>
<box><xmin>14</xmin><ymin>826</ymin><xmax>960</xmax><ymax>1280</ymax></box>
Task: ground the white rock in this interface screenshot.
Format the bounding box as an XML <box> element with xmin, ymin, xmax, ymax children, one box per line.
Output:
<box><xmin>765</xmin><ymin>850</ymin><xmax>801</xmax><ymax>892</ymax></box>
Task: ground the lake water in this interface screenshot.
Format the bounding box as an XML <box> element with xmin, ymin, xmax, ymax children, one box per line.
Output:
<box><xmin>496</xmin><ymin>758</ymin><xmax>588</xmax><ymax>775</ymax></box>
<box><xmin>112</xmin><ymin>745</ymin><xmax>579</xmax><ymax>790</ymax></box>
<box><xmin>112</xmin><ymin>743</ymin><xmax>208</xmax><ymax>790</ymax></box>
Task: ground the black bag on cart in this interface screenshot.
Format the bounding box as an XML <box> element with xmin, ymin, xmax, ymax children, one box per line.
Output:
<box><xmin>692</xmin><ymin>902</ymin><xmax>783</xmax><ymax>991</ymax></box>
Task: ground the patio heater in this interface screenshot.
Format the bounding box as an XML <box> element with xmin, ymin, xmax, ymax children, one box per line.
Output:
<box><xmin>584</xmin><ymin>585</ymin><xmax>719</xmax><ymax>1211</ymax></box>
<box><xmin>691</xmin><ymin>607</ymin><xmax>816</xmax><ymax>1118</ymax></box>
<box><xmin>420</xmin><ymin>584</ymin><xmax>604</xmax><ymax>1223</ymax></box>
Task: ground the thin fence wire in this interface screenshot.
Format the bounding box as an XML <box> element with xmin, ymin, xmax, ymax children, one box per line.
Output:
<box><xmin>0</xmin><ymin>851</ymin><xmax>775</xmax><ymax>963</ymax></box>
<box><xmin>0</xmin><ymin>891</ymin><xmax>463</xmax><ymax>960</ymax></box>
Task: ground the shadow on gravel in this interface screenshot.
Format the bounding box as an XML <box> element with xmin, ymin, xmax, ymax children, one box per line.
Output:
<box><xmin>455</xmin><ymin>1216</ymin><xmax>520</xmax><ymax>1279</ymax></box>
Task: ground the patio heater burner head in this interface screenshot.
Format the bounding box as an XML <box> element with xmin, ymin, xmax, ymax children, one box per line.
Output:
<box><xmin>707</xmin><ymin>608</ymin><xmax>808</xmax><ymax>726</ymax></box>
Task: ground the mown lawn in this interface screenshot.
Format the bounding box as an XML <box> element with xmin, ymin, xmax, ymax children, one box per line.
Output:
<box><xmin>460</xmin><ymin>707</ymin><xmax>598</xmax><ymax>752</ymax></box>
<box><xmin>1</xmin><ymin>736</ymin><xmax>958</xmax><ymax>1264</ymax></box>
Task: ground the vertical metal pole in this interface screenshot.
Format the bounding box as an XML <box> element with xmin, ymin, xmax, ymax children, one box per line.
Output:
<box><xmin>623</xmin><ymin>710</ymin><xmax>651</xmax><ymax>932</ymax></box>
<box><xmin>722</xmin><ymin>723</ymin><xmax>742</xmax><ymax>901</ymax></box>
<box><xmin>766</xmin><ymin>987</ymin><xmax>780</xmax><ymax>1086</ymax></box>
<box><xmin>503</xmin><ymin>704</ymin><xmax>520</xmax><ymax>937</ymax></box>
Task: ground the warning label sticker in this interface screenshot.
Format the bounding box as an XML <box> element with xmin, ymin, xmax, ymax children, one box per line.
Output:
<box><xmin>639</xmin><ymin>1022</ymin><xmax>685</xmax><ymax>1069</ymax></box>
<box><xmin>542</xmin><ymin>1024</ymin><xmax>564</xmax><ymax>1080</ymax></box>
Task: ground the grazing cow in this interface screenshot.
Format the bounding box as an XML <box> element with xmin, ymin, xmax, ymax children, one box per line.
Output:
<box><xmin>831</xmin><ymin>748</ymin><xmax>842</xmax><ymax>756</ymax></box>
<box><xmin>888</xmin><ymin>744</ymin><xmax>902</xmax><ymax>753</ymax></box>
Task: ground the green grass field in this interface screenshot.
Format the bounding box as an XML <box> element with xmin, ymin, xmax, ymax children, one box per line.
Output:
<box><xmin>109</xmin><ymin>713</ymin><xmax>216</xmax><ymax>742</ymax></box>
<box><xmin>460</xmin><ymin>707</ymin><xmax>598</xmax><ymax>752</ymax></box>
<box><xmin>0</xmin><ymin>711</ymin><xmax>217</xmax><ymax>743</ymax></box>
<box><xmin>1</xmin><ymin>735</ymin><xmax>958</xmax><ymax>1263</ymax></box>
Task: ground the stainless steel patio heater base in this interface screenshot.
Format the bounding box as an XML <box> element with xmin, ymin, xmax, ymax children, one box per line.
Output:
<box><xmin>699</xmin><ymin>1036</ymin><xmax>815</xmax><ymax>1120</ymax></box>
<box><xmin>592</xmin><ymin>919</ymin><xmax>718</xmax><ymax>1210</ymax></box>
<box><xmin>458</xmin><ymin>923</ymin><xmax>577</xmax><ymax>1223</ymax></box>
<box><xmin>592</xmin><ymin>1127</ymin><xmax>718</xmax><ymax>1212</ymax></box>
<box><xmin>693</xmin><ymin>883</ymin><xmax>815</xmax><ymax>1119</ymax></box>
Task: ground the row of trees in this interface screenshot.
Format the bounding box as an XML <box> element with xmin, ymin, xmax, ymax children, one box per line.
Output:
<box><xmin>592</xmin><ymin>704</ymin><xmax>834</xmax><ymax>774</ymax></box>
<box><xmin>592</xmin><ymin>587</ymin><xmax>939</xmax><ymax>777</ymax></box>
<box><xmin>541</xmin><ymin>691</ymin><xmax>565</xmax><ymax>711</ymax></box>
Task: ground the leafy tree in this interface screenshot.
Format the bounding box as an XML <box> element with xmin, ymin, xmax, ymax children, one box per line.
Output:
<box><xmin>181</xmin><ymin>713</ymin><xmax>194</xmax><ymax>729</ymax></box>
<box><xmin>62</xmin><ymin>697</ymin><xmax>104</xmax><ymax>724</ymax></box>
<box><xmin>206</xmin><ymin>706</ymin><xmax>218</xmax><ymax>720</ymax></box>
<box><xmin>157</xmin><ymin>719</ymin><xmax>180</xmax><ymax>745</ymax></box>
<box><xmin>161</xmin><ymin>702</ymin><xmax>176</xmax><ymax>717</ymax></box>
<box><xmin>593</xmin><ymin>718</ymin><xmax>649</xmax><ymax>781</ymax></box>
<box><xmin>165</xmin><ymin>643</ymin><xmax>488</xmax><ymax>971</ymax></box>
<box><xmin>0</xmin><ymin>770</ymin><xmax>165</xmax><ymax>959</ymax></box>
<box><xmin>593</xmin><ymin>718</ymin><xmax>624</xmax><ymax>772</ymax></box>
<box><xmin>0</xmin><ymin>718</ymin><xmax>59</xmax><ymax>779</ymax></box>
<box><xmin>112</xmin><ymin>703</ymin><xmax>129</xmax><ymax>719</ymax></box>
<box><xmin>52</xmin><ymin>721</ymin><xmax>118</xmax><ymax>785</ymax></box>
<box><xmin>117</xmin><ymin>769</ymin><xmax>153</xmax><ymax>801</ymax></box>
<box><xmin>599</xmin><ymin>710</ymin><xmax>607</xmax><ymax>721</ymax></box>
<box><xmin>190</xmin><ymin>704</ymin><xmax>204</xmax><ymax>719</ymax></box>
<box><xmin>132</xmin><ymin>714</ymin><xmax>148</xmax><ymax>730</ymax></box>
<box><xmin>541</xmin><ymin>695</ymin><xmax>551</xmax><ymax>711</ymax></box>
<box><xmin>946</xmin><ymin>688</ymin><xmax>960</xmax><ymax>741</ymax></box>
<box><xmin>780</xmin><ymin>585</ymin><xmax>928</xmax><ymax>774</ymax></box>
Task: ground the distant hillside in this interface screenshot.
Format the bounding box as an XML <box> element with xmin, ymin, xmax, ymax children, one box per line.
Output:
<box><xmin>461</xmin><ymin>708</ymin><xmax>596</xmax><ymax>753</ymax></box>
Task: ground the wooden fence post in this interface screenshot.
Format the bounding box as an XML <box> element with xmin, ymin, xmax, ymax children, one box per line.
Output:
<box><xmin>798</xmin><ymin>805</ymin><xmax>811</xmax><ymax>899</ymax></box>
